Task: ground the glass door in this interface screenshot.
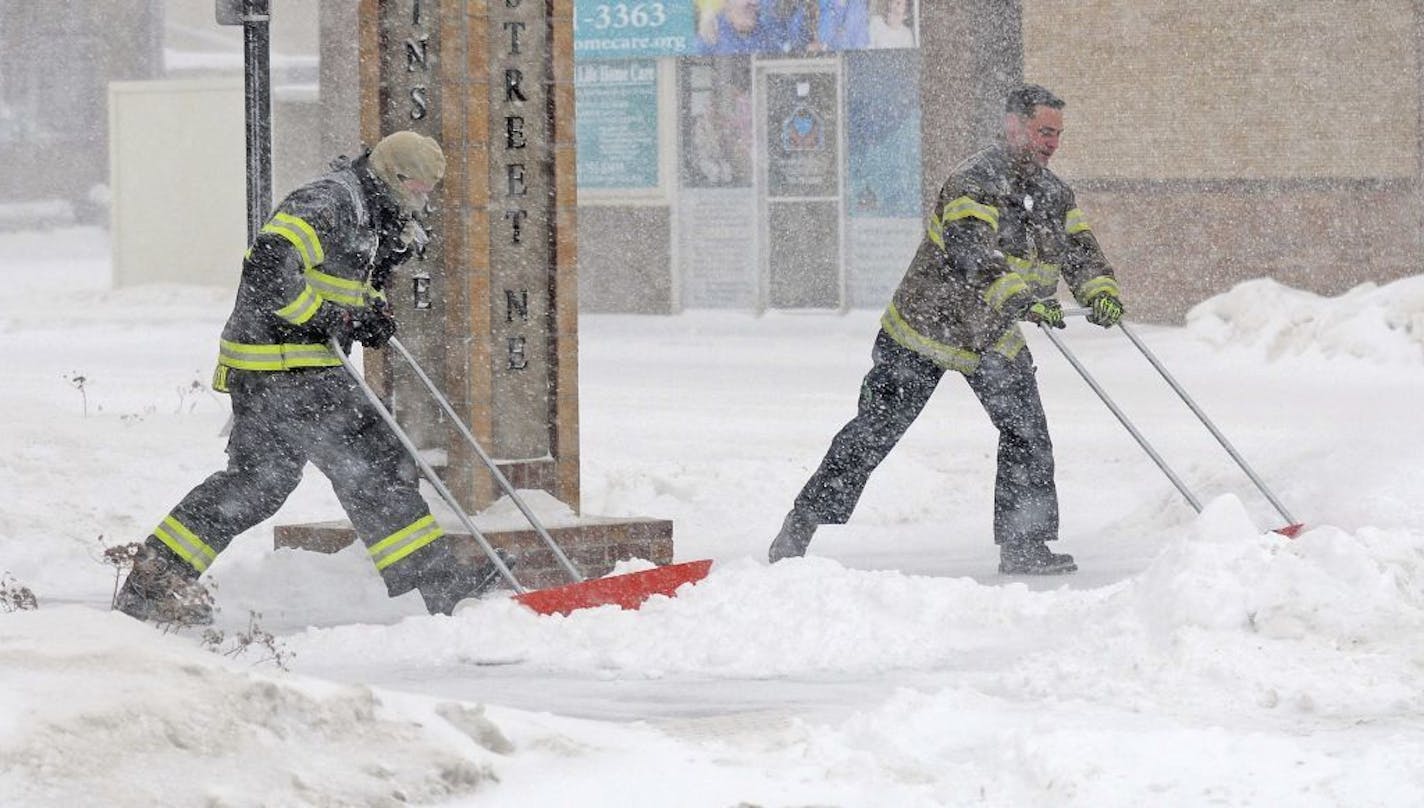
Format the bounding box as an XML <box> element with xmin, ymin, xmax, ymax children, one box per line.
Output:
<box><xmin>755</xmin><ymin>61</ymin><xmax>844</xmax><ymax>310</ymax></box>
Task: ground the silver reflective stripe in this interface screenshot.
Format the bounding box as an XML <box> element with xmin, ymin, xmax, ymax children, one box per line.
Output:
<box><xmin>1078</xmin><ymin>275</ymin><xmax>1120</xmax><ymax>302</ymax></box>
<box><xmin>942</xmin><ymin>195</ymin><xmax>999</xmax><ymax>230</ymax></box>
<box><xmin>304</xmin><ymin>268</ymin><xmax>368</xmax><ymax>307</ymax></box>
<box><xmin>880</xmin><ymin>303</ymin><xmax>980</xmax><ymax>374</ymax></box>
<box><xmin>154</xmin><ymin>515</ymin><xmax>217</xmax><ymax>573</ymax></box>
<box><xmin>217</xmin><ymin>340</ymin><xmax>341</xmax><ymax>370</ymax></box>
<box><xmin>990</xmin><ymin>325</ymin><xmax>1026</xmax><ymax>359</ymax></box>
<box><xmin>1006</xmin><ymin>254</ymin><xmax>1061</xmax><ymax>292</ymax></box>
<box><xmin>262</xmin><ymin>213</ymin><xmax>324</xmax><ymax>270</ymax></box>
<box><xmin>275</xmin><ymin>283</ymin><xmax>323</xmax><ymax>324</ymax></box>
<box><xmin>368</xmin><ymin>515</ymin><xmax>444</xmax><ymax>571</ymax></box>
<box><xmin>983</xmin><ymin>272</ymin><xmax>1028</xmax><ymax>311</ymax></box>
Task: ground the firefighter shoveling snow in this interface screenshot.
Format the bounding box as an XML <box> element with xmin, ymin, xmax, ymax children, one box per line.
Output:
<box><xmin>2</xmin><ymin>227</ymin><xmax>1424</xmax><ymax>805</ymax></box>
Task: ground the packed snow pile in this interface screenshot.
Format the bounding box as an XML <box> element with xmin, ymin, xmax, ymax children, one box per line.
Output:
<box><xmin>289</xmin><ymin>496</ymin><xmax>1424</xmax><ymax>719</ymax></box>
<box><xmin>1131</xmin><ymin>498</ymin><xmax>1424</xmax><ymax>645</ymax></box>
<box><xmin>7</xmin><ymin>227</ymin><xmax>1424</xmax><ymax>805</ymax></box>
<box><xmin>1187</xmin><ymin>275</ymin><xmax>1424</xmax><ymax>363</ymax></box>
<box><xmin>0</xmin><ymin>609</ymin><xmax>508</xmax><ymax>807</ymax></box>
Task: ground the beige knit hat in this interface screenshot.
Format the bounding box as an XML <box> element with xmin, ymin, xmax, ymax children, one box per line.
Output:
<box><xmin>370</xmin><ymin>131</ymin><xmax>446</xmax><ymax>213</ymax></box>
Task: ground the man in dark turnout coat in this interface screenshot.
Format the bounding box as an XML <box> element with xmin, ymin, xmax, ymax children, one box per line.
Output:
<box><xmin>117</xmin><ymin>131</ymin><xmax>498</xmax><ymax>623</ymax></box>
<box><xmin>768</xmin><ymin>84</ymin><xmax>1125</xmax><ymax>574</ymax></box>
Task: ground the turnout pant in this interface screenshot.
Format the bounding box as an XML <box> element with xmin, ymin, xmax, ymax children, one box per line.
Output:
<box><xmin>150</xmin><ymin>366</ymin><xmax>449</xmax><ymax>596</ymax></box>
<box><xmin>793</xmin><ymin>329</ymin><xmax>1059</xmax><ymax>545</ymax></box>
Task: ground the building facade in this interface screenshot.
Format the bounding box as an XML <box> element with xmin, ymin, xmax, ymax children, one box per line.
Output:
<box><xmin>577</xmin><ymin>0</ymin><xmax>1424</xmax><ymax>320</ymax></box>
<box><xmin>2</xmin><ymin>1</ymin><xmax>1417</xmax><ymax>322</ymax></box>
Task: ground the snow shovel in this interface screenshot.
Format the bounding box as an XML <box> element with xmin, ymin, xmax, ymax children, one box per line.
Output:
<box><xmin>1040</xmin><ymin>311</ymin><xmax>1303</xmax><ymax>537</ymax></box>
<box><xmin>332</xmin><ymin>336</ymin><xmax>712</xmax><ymax>615</ymax></box>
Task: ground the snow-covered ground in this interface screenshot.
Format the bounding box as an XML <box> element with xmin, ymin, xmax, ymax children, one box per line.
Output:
<box><xmin>3</xmin><ymin>226</ymin><xmax>1423</xmax><ymax>806</ymax></box>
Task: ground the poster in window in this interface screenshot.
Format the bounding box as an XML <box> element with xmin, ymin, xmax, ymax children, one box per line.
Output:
<box><xmin>690</xmin><ymin>0</ymin><xmax>916</xmax><ymax>56</ymax></box>
<box><xmin>575</xmin><ymin>60</ymin><xmax>661</xmax><ymax>190</ymax></box>
<box><xmin>678</xmin><ymin>57</ymin><xmax>753</xmax><ymax>189</ymax></box>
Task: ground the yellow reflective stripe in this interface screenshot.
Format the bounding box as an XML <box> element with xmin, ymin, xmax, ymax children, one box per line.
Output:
<box><xmin>217</xmin><ymin>340</ymin><xmax>342</xmax><ymax>371</ymax></box>
<box><xmin>982</xmin><ymin>272</ymin><xmax>1028</xmax><ymax>311</ymax></box>
<box><xmin>212</xmin><ymin>365</ymin><xmax>230</xmax><ymax>393</ymax></box>
<box><xmin>990</xmin><ymin>325</ymin><xmax>1026</xmax><ymax>360</ymax></box>
<box><xmin>368</xmin><ymin>515</ymin><xmax>444</xmax><ymax>571</ymax></box>
<box><xmin>275</xmin><ymin>283</ymin><xmax>324</xmax><ymax>325</ymax></box>
<box><xmin>304</xmin><ymin>268</ymin><xmax>369</xmax><ymax>307</ymax></box>
<box><xmin>260</xmin><ymin>212</ymin><xmax>324</xmax><ymax>271</ymax></box>
<box><xmin>942</xmin><ymin>196</ymin><xmax>999</xmax><ymax>230</ymax></box>
<box><xmin>1004</xmin><ymin>254</ymin><xmax>1060</xmax><ymax>290</ymax></box>
<box><xmin>153</xmin><ymin>514</ymin><xmax>218</xmax><ymax>573</ymax></box>
<box><xmin>926</xmin><ymin>211</ymin><xmax>946</xmax><ymax>250</ymax></box>
<box><xmin>1077</xmin><ymin>275</ymin><xmax>1121</xmax><ymax>303</ymax></box>
<box><xmin>278</xmin><ymin>212</ymin><xmax>324</xmax><ymax>265</ymax></box>
<box><xmin>1065</xmin><ymin>207</ymin><xmax>1091</xmax><ymax>235</ymax></box>
<box><xmin>880</xmin><ymin>303</ymin><xmax>981</xmax><ymax>374</ymax></box>
<box><xmin>259</xmin><ymin>220</ymin><xmax>307</xmax><ymax>269</ymax></box>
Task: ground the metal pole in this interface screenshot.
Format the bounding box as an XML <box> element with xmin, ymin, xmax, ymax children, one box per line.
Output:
<box><xmin>330</xmin><ymin>339</ymin><xmax>526</xmax><ymax>594</ymax></box>
<box><xmin>1037</xmin><ymin>323</ymin><xmax>1204</xmax><ymax>513</ymax></box>
<box><xmin>388</xmin><ymin>337</ymin><xmax>585</xmax><ymax>583</ymax></box>
<box><xmin>1116</xmin><ymin>322</ymin><xmax>1299</xmax><ymax>526</ymax></box>
<box><xmin>242</xmin><ymin>0</ymin><xmax>273</xmax><ymax>244</ymax></box>
<box><xmin>216</xmin><ymin>0</ymin><xmax>273</xmax><ymax>243</ymax></box>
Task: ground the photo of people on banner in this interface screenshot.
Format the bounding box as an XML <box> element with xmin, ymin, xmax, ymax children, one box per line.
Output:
<box><xmin>694</xmin><ymin>0</ymin><xmax>916</xmax><ymax>56</ymax></box>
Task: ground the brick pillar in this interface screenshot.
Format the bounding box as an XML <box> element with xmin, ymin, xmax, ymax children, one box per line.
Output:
<box><xmin>351</xmin><ymin>0</ymin><xmax>579</xmax><ymax>512</ymax></box>
<box><xmin>278</xmin><ymin>0</ymin><xmax>671</xmax><ymax>590</ymax></box>
<box><xmin>917</xmin><ymin>0</ymin><xmax>1022</xmax><ymax>209</ymax></box>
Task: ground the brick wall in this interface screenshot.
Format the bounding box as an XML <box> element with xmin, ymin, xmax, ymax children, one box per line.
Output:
<box><xmin>1020</xmin><ymin>0</ymin><xmax>1423</xmax><ymax>320</ymax></box>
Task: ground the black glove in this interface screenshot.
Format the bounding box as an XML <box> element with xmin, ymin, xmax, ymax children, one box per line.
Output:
<box><xmin>370</xmin><ymin>219</ymin><xmax>430</xmax><ymax>289</ymax></box>
<box><xmin>350</xmin><ymin>303</ymin><xmax>398</xmax><ymax>349</ymax></box>
<box><xmin>1087</xmin><ymin>293</ymin><xmax>1124</xmax><ymax>328</ymax></box>
<box><xmin>311</xmin><ymin>303</ymin><xmax>356</xmax><ymax>352</ymax></box>
<box><xmin>1025</xmin><ymin>299</ymin><xmax>1066</xmax><ymax>329</ymax></box>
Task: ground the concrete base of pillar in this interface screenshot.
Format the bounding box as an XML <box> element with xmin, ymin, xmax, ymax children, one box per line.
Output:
<box><xmin>274</xmin><ymin>516</ymin><xmax>674</xmax><ymax>591</ymax></box>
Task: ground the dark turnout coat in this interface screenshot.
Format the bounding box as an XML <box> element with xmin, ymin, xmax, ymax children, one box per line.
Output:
<box><xmin>146</xmin><ymin>154</ymin><xmax>467</xmax><ymax>607</ymax></box>
<box><xmin>212</xmin><ymin>154</ymin><xmax>409</xmax><ymax>392</ymax></box>
<box><xmin>880</xmin><ymin>143</ymin><xmax>1120</xmax><ymax>374</ymax></box>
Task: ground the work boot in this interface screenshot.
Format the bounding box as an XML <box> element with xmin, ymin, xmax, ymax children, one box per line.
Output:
<box><xmin>114</xmin><ymin>539</ymin><xmax>214</xmax><ymax>625</ymax></box>
<box><xmin>768</xmin><ymin>509</ymin><xmax>818</xmax><ymax>563</ymax></box>
<box><xmin>419</xmin><ymin>550</ymin><xmax>516</xmax><ymax>616</ymax></box>
<box><xmin>998</xmin><ymin>541</ymin><xmax>1077</xmax><ymax>575</ymax></box>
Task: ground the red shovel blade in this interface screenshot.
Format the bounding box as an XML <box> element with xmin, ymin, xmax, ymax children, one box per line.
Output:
<box><xmin>512</xmin><ymin>559</ymin><xmax>714</xmax><ymax>616</ymax></box>
<box><xmin>1274</xmin><ymin>523</ymin><xmax>1306</xmax><ymax>539</ymax></box>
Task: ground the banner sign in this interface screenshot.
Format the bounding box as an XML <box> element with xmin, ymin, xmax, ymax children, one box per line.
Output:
<box><xmin>574</xmin><ymin>1</ymin><xmax>696</xmax><ymax>59</ymax></box>
<box><xmin>575</xmin><ymin>0</ymin><xmax>918</xmax><ymax>60</ymax></box>
<box><xmin>575</xmin><ymin>60</ymin><xmax>661</xmax><ymax>189</ymax></box>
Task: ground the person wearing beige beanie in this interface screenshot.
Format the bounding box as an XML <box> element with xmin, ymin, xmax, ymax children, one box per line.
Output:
<box><xmin>369</xmin><ymin>130</ymin><xmax>446</xmax><ymax>215</ymax></box>
<box><xmin>114</xmin><ymin>130</ymin><xmax>501</xmax><ymax>625</ymax></box>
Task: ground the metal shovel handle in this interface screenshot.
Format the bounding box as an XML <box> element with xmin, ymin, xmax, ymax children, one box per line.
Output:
<box><xmin>1115</xmin><ymin>321</ymin><xmax>1298</xmax><ymax>526</ymax></box>
<box><xmin>1037</xmin><ymin>321</ymin><xmax>1204</xmax><ymax>513</ymax></box>
<box><xmin>330</xmin><ymin>338</ymin><xmax>526</xmax><ymax>593</ymax></box>
<box><xmin>387</xmin><ymin>337</ymin><xmax>585</xmax><ymax>584</ymax></box>
<box><xmin>1056</xmin><ymin>308</ymin><xmax>1297</xmax><ymax>525</ymax></box>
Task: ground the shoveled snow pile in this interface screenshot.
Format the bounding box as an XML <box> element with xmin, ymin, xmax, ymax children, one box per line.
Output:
<box><xmin>4</xmin><ymin>227</ymin><xmax>1424</xmax><ymax>806</ymax></box>
<box><xmin>289</xmin><ymin>495</ymin><xmax>1424</xmax><ymax>712</ymax></box>
<box><xmin>1188</xmin><ymin>275</ymin><xmax>1424</xmax><ymax>363</ymax></box>
<box><xmin>8</xmin><ymin>494</ymin><xmax>1421</xmax><ymax>807</ymax></box>
<box><xmin>0</xmin><ymin>609</ymin><xmax>508</xmax><ymax>807</ymax></box>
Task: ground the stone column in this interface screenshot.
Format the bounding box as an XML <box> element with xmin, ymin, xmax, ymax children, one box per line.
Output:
<box><xmin>350</xmin><ymin>0</ymin><xmax>578</xmax><ymax>511</ymax></box>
